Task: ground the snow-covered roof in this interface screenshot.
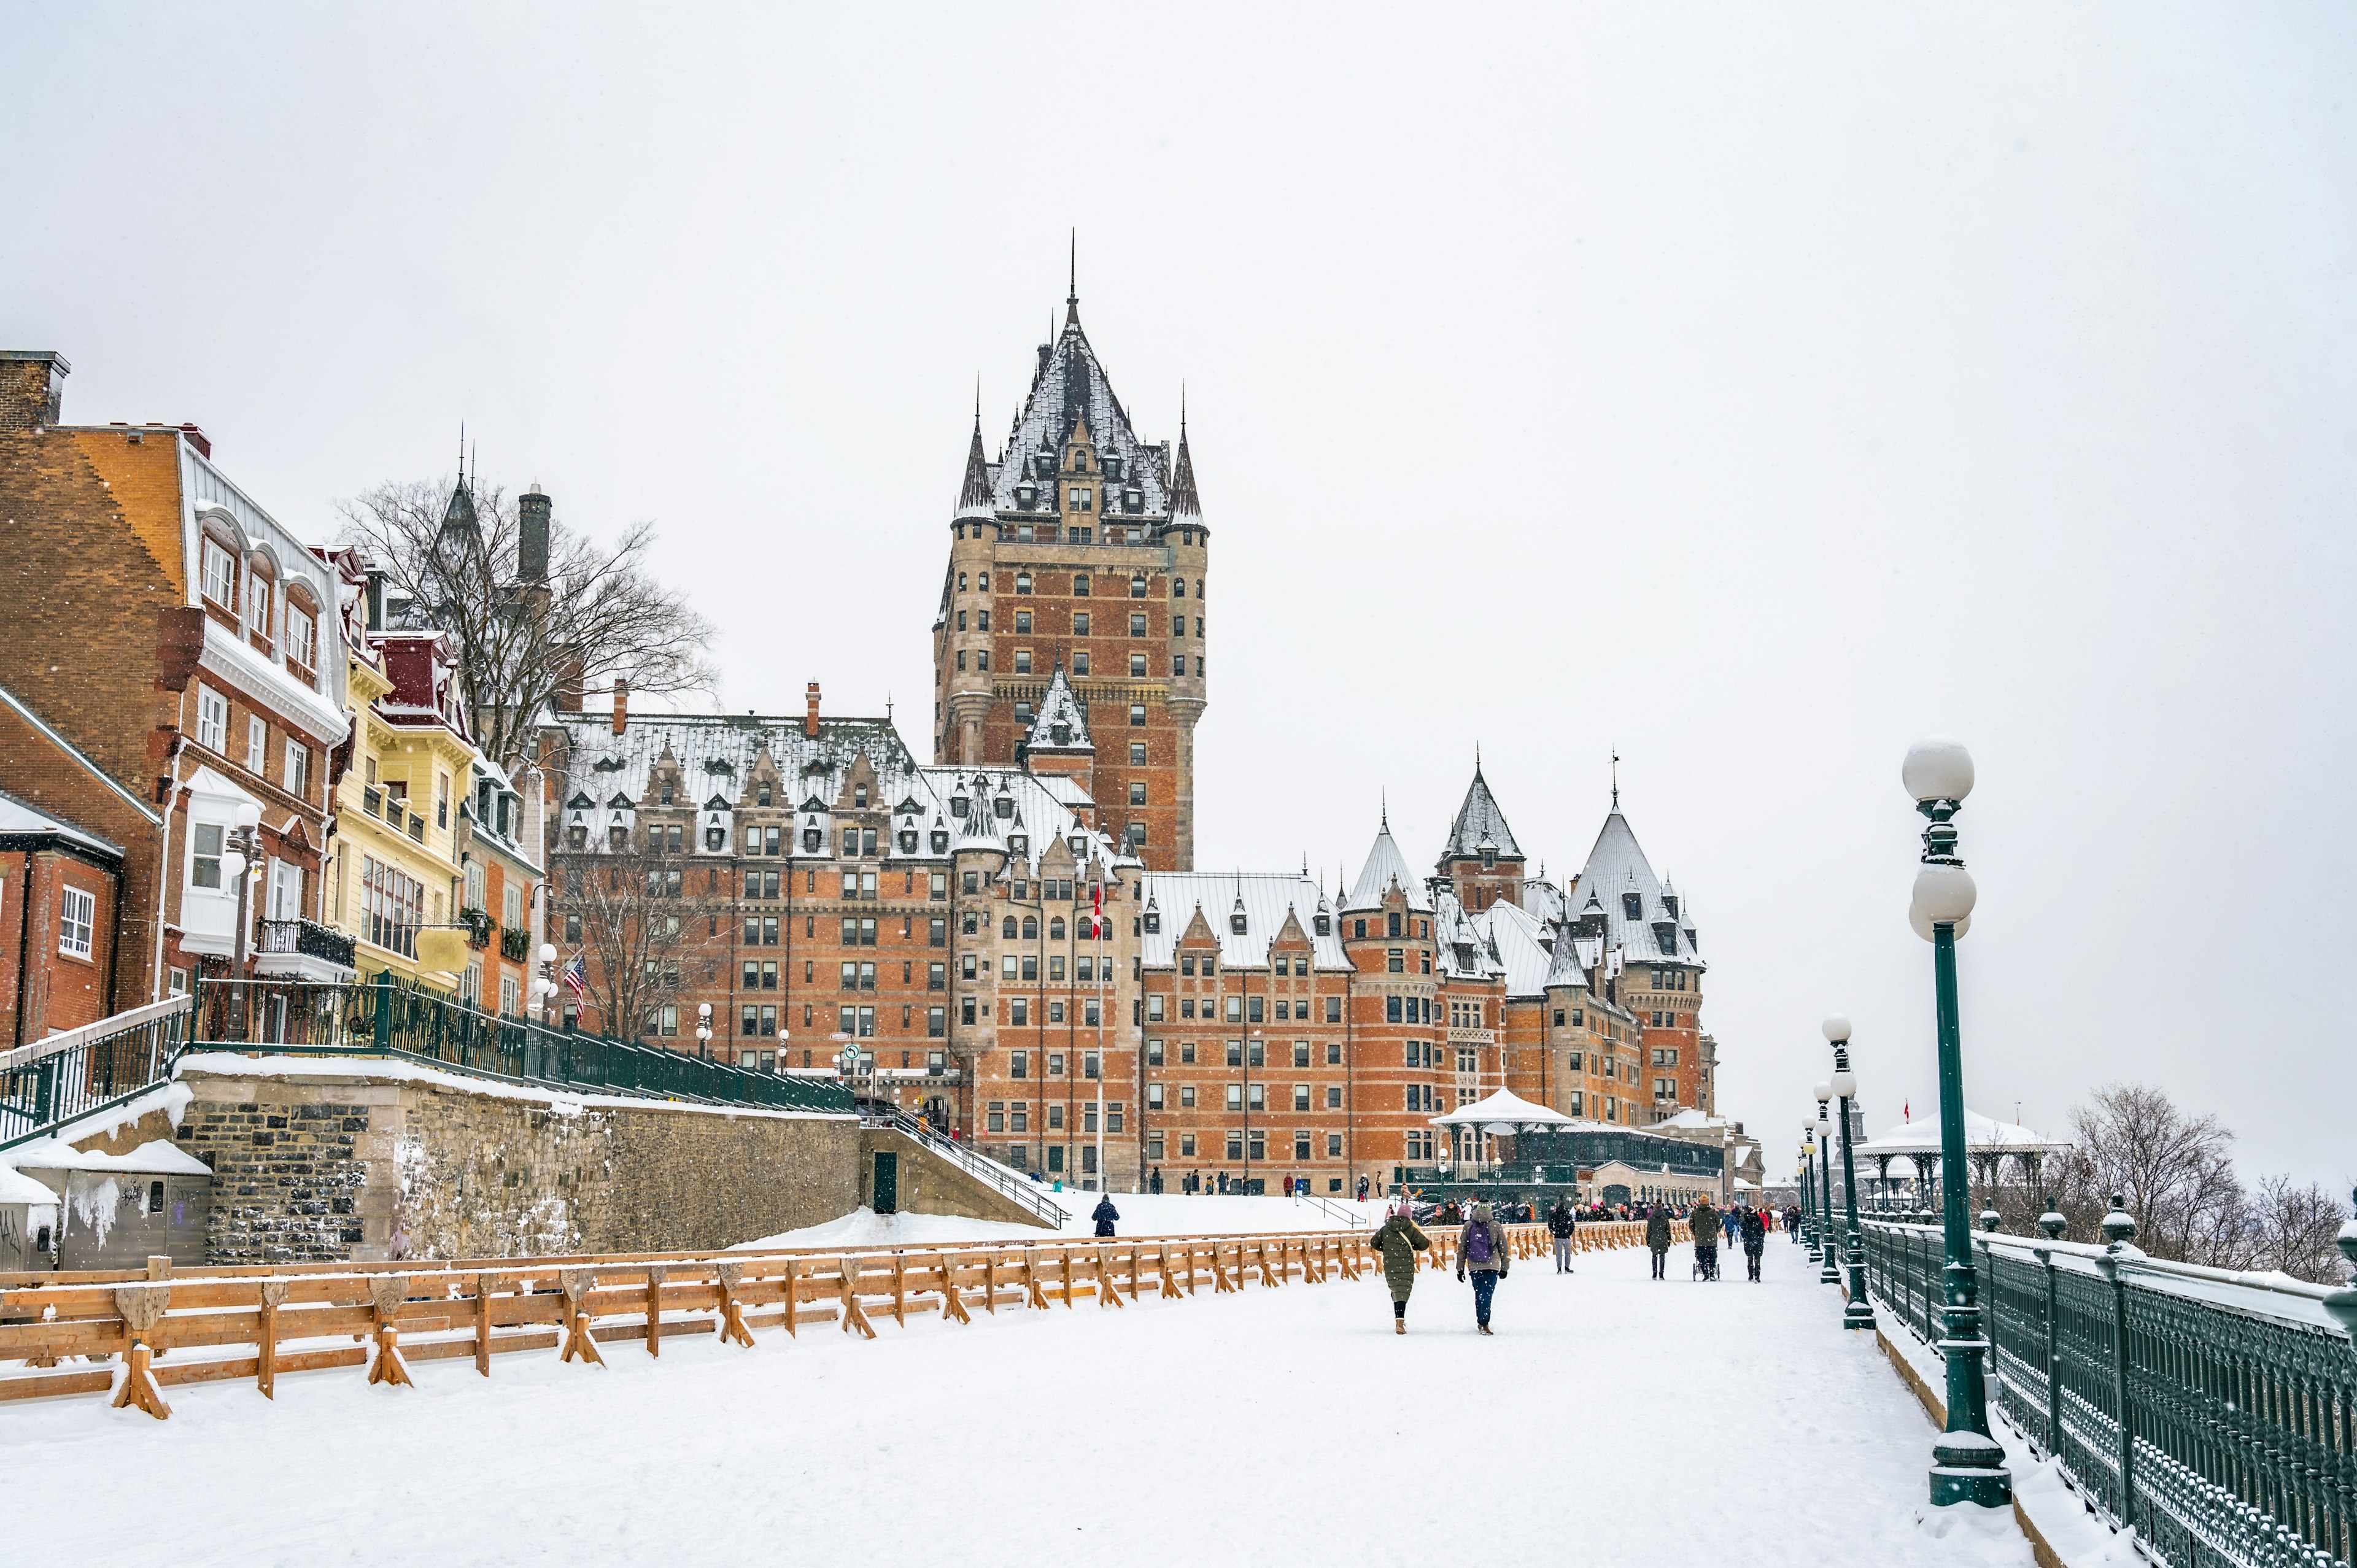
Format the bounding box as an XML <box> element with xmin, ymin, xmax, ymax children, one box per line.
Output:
<box><xmin>1024</xmin><ymin>666</ymin><xmax>1092</xmax><ymax>753</ymax></box>
<box><xmin>986</xmin><ymin>311</ymin><xmax>1174</xmax><ymax>520</ymax></box>
<box><xmin>1470</xmin><ymin>897</ymin><xmax>1555</xmax><ymax>996</ymax></box>
<box><xmin>1345</xmin><ymin>818</ymin><xmax>1432</xmax><ymax>912</ymax></box>
<box><xmin>0</xmin><ymin>787</ymin><xmax>122</xmax><ymax>860</ymax></box>
<box><xmin>1438</xmin><ymin>764</ymin><xmax>1522</xmax><ymax>865</ymax></box>
<box><xmin>1568</xmin><ymin>811</ymin><xmax>1702</xmax><ymax>966</ymax></box>
<box><xmin>1140</xmin><ymin>872</ymin><xmax>1346</xmax><ymax>970</ymax></box>
<box><xmin>1857</xmin><ymin>1111</ymin><xmax>2072</xmax><ymax>1159</ymax></box>
<box><xmin>6</xmin><ymin>1137</ymin><xmax>212</xmax><ymax>1176</ymax></box>
<box><xmin>0</xmin><ymin>1165</ymin><xmax>60</xmax><ymax>1205</ymax></box>
<box><xmin>1430</xmin><ymin>1089</ymin><xmax>1575</xmax><ymax>1131</ymax></box>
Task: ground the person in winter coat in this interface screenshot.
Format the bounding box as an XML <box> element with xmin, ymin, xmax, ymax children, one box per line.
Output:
<box><xmin>1644</xmin><ymin>1203</ymin><xmax>1673</xmax><ymax>1278</ymax></box>
<box><xmin>1689</xmin><ymin>1199</ymin><xmax>1720</xmax><ymax>1280</ymax></box>
<box><xmin>1739</xmin><ymin>1203</ymin><xmax>1768</xmax><ymax>1281</ymax></box>
<box><xmin>1784</xmin><ymin>1203</ymin><xmax>1802</xmax><ymax>1241</ymax></box>
<box><xmin>1149</xmin><ymin>1167</ymin><xmax>1164</xmax><ymax>1195</ymax></box>
<box><xmin>1547</xmin><ymin>1200</ymin><xmax>1578</xmax><ymax>1274</ymax></box>
<box><xmin>1369</xmin><ymin>1197</ymin><xmax>1431</xmax><ymax>1334</ymax></box>
<box><xmin>1457</xmin><ymin>1200</ymin><xmax>1511</xmax><ymax>1334</ymax></box>
<box><xmin>1723</xmin><ymin>1206</ymin><xmax>1741</xmax><ymax>1247</ymax></box>
<box><xmin>1091</xmin><ymin>1195</ymin><xmax>1120</xmax><ymax>1237</ymax></box>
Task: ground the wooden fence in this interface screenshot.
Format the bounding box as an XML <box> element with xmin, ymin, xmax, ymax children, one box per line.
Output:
<box><xmin>0</xmin><ymin>1219</ymin><xmax>1652</xmax><ymax>1419</ymax></box>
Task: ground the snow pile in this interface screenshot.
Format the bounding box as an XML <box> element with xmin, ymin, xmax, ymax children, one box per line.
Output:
<box><xmin>737</xmin><ymin>1193</ymin><xmax>1393</xmax><ymax>1251</ymax></box>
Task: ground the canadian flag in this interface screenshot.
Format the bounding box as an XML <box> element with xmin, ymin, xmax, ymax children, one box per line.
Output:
<box><xmin>1088</xmin><ymin>881</ymin><xmax>1104</xmax><ymax>940</ymax></box>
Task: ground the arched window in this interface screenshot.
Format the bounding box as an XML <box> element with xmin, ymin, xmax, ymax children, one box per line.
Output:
<box><xmin>1001</xmin><ymin>916</ymin><xmax>1018</xmax><ymax>939</ymax></box>
<box><xmin>1173</xmin><ymin>578</ymin><xmax>1186</xmax><ymax>598</ymax></box>
<box><xmin>1048</xmin><ymin>917</ymin><xmax>1065</xmax><ymax>941</ymax></box>
<box><xmin>1129</xmin><ymin>573</ymin><xmax>1148</xmax><ymax>598</ymax></box>
<box><xmin>1021</xmin><ymin>916</ymin><xmax>1038</xmax><ymax>941</ymax></box>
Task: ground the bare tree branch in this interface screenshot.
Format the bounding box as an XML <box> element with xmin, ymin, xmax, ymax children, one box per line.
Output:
<box><xmin>338</xmin><ymin>476</ymin><xmax>717</xmax><ymax>769</ymax></box>
<box><xmin>551</xmin><ymin>830</ymin><xmax>730</xmax><ymax>1046</ymax></box>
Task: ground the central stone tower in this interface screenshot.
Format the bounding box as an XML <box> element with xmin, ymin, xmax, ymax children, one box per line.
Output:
<box><xmin>931</xmin><ymin>280</ymin><xmax>1207</xmax><ymax>870</ymax></box>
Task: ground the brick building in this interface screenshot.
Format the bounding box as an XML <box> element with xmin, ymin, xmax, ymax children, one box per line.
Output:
<box><xmin>932</xmin><ymin>285</ymin><xmax>1208</xmax><ymax>870</ymax></box>
<box><xmin>0</xmin><ymin>350</ymin><xmax>352</xmax><ymax>1007</ymax></box>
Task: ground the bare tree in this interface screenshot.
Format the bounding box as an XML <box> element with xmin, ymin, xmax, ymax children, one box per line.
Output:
<box><xmin>2240</xmin><ymin>1174</ymin><xmax>2349</xmax><ymax>1284</ymax></box>
<box><xmin>339</xmin><ymin>476</ymin><xmax>716</xmax><ymax>768</ymax></box>
<box><xmin>2050</xmin><ymin>1084</ymin><xmax>2243</xmax><ymax>1262</ymax></box>
<box><xmin>553</xmin><ymin>831</ymin><xmax>729</xmax><ymax>1049</ymax></box>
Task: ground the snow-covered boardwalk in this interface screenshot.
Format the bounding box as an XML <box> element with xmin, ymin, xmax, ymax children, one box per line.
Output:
<box><xmin>4</xmin><ymin>1230</ymin><xmax>2040</xmax><ymax>1568</ymax></box>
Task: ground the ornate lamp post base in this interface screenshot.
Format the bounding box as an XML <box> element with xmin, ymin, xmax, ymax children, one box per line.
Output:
<box><xmin>1930</xmin><ymin>1429</ymin><xmax>2013</xmax><ymax>1507</ymax></box>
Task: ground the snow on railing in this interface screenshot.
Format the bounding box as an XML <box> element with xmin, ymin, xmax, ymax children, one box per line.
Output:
<box><xmin>857</xmin><ymin>1104</ymin><xmax>1069</xmax><ymax>1229</ymax></box>
<box><xmin>0</xmin><ymin>1220</ymin><xmax>1654</xmax><ymax>1418</ymax></box>
<box><xmin>1859</xmin><ymin>1217</ymin><xmax>2357</xmax><ymax>1568</ymax></box>
<box><xmin>0</xmin><ymin>995</ymin><xmax>191</xmax><ymax>1151</ymax></box>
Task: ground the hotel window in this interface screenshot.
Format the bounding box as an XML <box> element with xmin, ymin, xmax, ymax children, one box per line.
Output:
<box><xmin>1015</xmin><ymin>610</ymin><xmax>1032</xmax><ymax>633</ymax></box>
<box><xmin>1068</xmin><ymin>486</ymin><xmax>1092</xmax><ymax>511</ymax></box>
<box><xmin>244</xmin><ymin>716</ymin><xmax>268</xmax><ymax>773</ymax></box>
<box><xmin>1129</xmin><ymin>653</ymin><xmax>1147</xmax><ymax>678</ymax></box>
<box><xmin>284</xmin><ymin>739</ymin><xmax>309</xmax><ymax>802</ymax></box>
<box><xmin>1073</xmin><ymin>573</ymin><xmax>1091</xmax><ymax>596</ymax></box>
<box><xmin>246</xmin><ymin>574</ymin><xmax>273</xmax><ymax>643</ymax></box>
<box><xmin>1072</xmin><ymin>652</ymin><xmax>1089</xmax><ymax>676</ymax></box>
<box><xmin>1129</xmin><ymin>574</ymin><xmax>1148</xmax><ymax>598</ymax></box>
<box><xmin>1073</xmin><ymin>612</ymin><xmax>1091</xmax><ymax>636</ymax></box>
<box><xmin>1129</xmin><ymin>705</ymin><xmax>1145</xmax><ymax>727</ymax></box>
<box><xmin>58</xmin><ymin>885</ymin><xmax>95</xmax><ymax>959</ymax></box>
<box><xmin>1129</xmin><ymin>613</ymin><xmax>1147</xmax><ymax>637</ymax></box>
<box><xmin>1015</xmin><ymin>649</ymin><xmax>1033</xmax><ymax>674</ymax></box>
<box><xmin>285</xmin><ymin>607</ymin><xmax>316</xmax><ymax>671</ymax></box>
<box><xmin>190</xmin><ymin>824</ymin><xmax>224</xmax><ymax>890</ymax></box>
<box><xmin>1016</xmin><ymin>573</ymin><xmax>1032</xmax><ymax>594</ymax></box>
<box><xmin>201</xmin><ymin>538</ymin><xmax>238</xmax><ymax>608</ymax></box>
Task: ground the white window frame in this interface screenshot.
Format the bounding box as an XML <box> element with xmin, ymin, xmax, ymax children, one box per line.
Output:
<box><xmin>189</xmin><ymin>821</ymin><xmax>225</xmax><ymax>890</ymax></box>
<box><xmin>201</xmin><ymin>539</ymin><xmax>236</xmax><ymax>608</ymax></box>
<box><xmin>58</xmin><ymin>884</ymin><xmax>95</xmax><ymax>960</ymax></box>
<box><xmin>284</xmin><ymin>738</ymin><xmax>308</xmax><ymax>802</ymax></box>
<box><xmin>268</xmin><ymin>860</ymin><xmax>304</xmax><ymax>921</ymax></box>
<box><xmin>196</xmin><ymin>687</ymin><xmax>229</xmax><ymax>753</ymax></box>
<box><xmin>246</xmin><ymin>715</ymin><xmax>268</xmax><ymax>773</ymax></box>
<box><xmin>246</xmin><ymin>573</ymin><xmax>273</xmax><ymax>643</ymax></box>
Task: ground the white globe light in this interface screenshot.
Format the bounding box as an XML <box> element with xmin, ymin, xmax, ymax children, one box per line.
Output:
<box><xmin>1814</xmin><ymin>1081</ymin><xmax>1832</xmax><ymax>1104</ymax></box>
<box><xmin>1902</xmin><ymin>739</ymin><xmax>1975</xmax><ymax>803</ymax></box>
<box><xmin>1830</xmin><ymin>1067</ymin><xmax>1856</xmax><ymax>1099</ymax></box>
<box><xmin>1908</xmin><ymin>902</ymin><xmax>1972</xmax><ymax>943</ymax></box>
<box><xmin>219</xmin><ymin>849</ymin><xmax>247</xmax><ymax>881</ymax></box>
<box><xmin>232</xmin><ymin>799</ymin><xmax>263</xmax><ymax>833</ymax></box>
<box><xmin>1822</xmin><ymin>1014</ymin><xmax>1851</xmax><ymax>1043</ymax></box>
<box><xmin>540</xmin><ymin>943</ymin><xmax>557</xmax><ymax>964</ymax></box>
<box><xmin>1913</xmin><ymin>863</ymin><xmax>1978</xmax><ymax>924</ymax></box>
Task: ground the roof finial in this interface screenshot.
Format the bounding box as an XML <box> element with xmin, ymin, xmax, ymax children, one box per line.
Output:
<box><xmin>1610</xmin><ymin>748</ymin><xmax>1620</xmax><ymax>810</ymax></box>
<box><xmin>1064</xmin><ymin>228</ymin><xmax>1080</xmax><ymax>326</ymax></box>
<box><xmin>1380</xmin><ymin>788</ymin><xmax>1389</xmax><ymax>831</ymax></box>
<box><xmin>457</xmin><ymin>422</ymin><xmax>465</xmax><ymax>482</ymax></box>
<box><xmin>974</xmin><ymin>374</ymin><xmax>981</xmax><ymax>430</ymax></box>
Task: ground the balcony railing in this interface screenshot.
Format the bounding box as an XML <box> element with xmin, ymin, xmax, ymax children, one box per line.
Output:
<box><xmin>257</xmin><ymin>917</ymin><xmax>357</xmax><ymax>968</ymax></box>
<box><xmin>0</xmin><ymin>995</ymin><xmax>192</xmax><ymax>1149</ymax></box>
<box><xmin>500</xmin><ymin>926</ymin><xmax>532</xmax><ymax>962</ymax></box>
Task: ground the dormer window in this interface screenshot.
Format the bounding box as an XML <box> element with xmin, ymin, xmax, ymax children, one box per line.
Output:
<box><xmin>931</xmin><ymin>828</ymin><xmax>950</xmax><ymax>853</ymax></box>
<box><xmin>803</xmin><ymin>827</ymin><xmax>822</xmax><ymax>852</ymax></box>
<box><xmin>994</xmin><ymin>796</ymin><xmax>1014</xmax><ymax>820</ymax></box>
<box><xmin>899</xmin><ymin>830</ymin><xmax>918</xmax><ymax>852</ymax></box>
<box><xmin>1010</xmin><ymin>833</ymin><xmax>1028</xmax><ymax>856</ymax></box>
<box><xmin>1123</xmin><ymin>489</ymin><xmax>1142</xmax><ymax>512</ymax></box>
<box><xmin>854</xmin><ymin>783</ymin><xmax>868</xmax><ymax>808</ymax></box>
<box><xmin>1073</xmin><ymin>452</ymin><xmax>1088</xmax><ymax>472</ymax></box>
<box><xmin>1016</xmin><ymin>484</ymin><xmax>1036</xmax><ymax>508</ymax></box>
<box><xmin>706</xmin><ymin>826</ymin><xmax>725</xmax><ymax>851</ymax></box>
<box><xmin>1663</xmin><ymin>894</ymin><xmax>1679</xmax><ymax>919</ymax></box>
<box><xmin>1231</xmin><ymin>904</ymin><xmax>1248</xmax><ymax>936</ymax></box>
<box><xmin>757</xmin><ymin>784</ymin><xmax>772</xmax><ymax>807</ymax></box>
<box><xmin>1622</xmin><ymin>893</ymin><xmax>1643</xmax><ymax>921</ymax></box>
<box><xmin>1314</xmin><ymin>913</ymin><xmax>1331</xmax><ymax>936</ymax></box>
<box><xmin>1050</xmin><ymin>723</ymin><xmax>1069</xmax><ymax>745</ymax></box>
<box><xmin>1035</xmin><ymin>454</ymin><xmax>1054</xmax><ymax>479</ymax></box>
<box><xmin>660</xmin><ymin>782</ymin><xmax>674</xmax><ymax>805</ymax></box>
<box><xmin>1482</xmin><ymin>848</ymin><xmax>1496</xmax><ymax>870</ymax></box>
<box><xmin>950</xmin><ymin>795</ymin><xmax>969</xmax><ymax>818</ymax></box>
<box><xmin>201</xmin><ymin>538</ymin><xmax>238</xmax><ymax>609</ymax></box>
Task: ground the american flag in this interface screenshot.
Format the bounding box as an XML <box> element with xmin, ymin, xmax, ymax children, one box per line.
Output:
<box><xmin>562</xmin><ymin>954</ymin><xmax>587</xmax><ymax>1000</ymax></box>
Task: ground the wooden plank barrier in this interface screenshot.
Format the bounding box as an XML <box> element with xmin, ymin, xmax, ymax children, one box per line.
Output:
<box><xmin>0</xmin><ymin>1221</ymin><xmax>1652</xmax><ymax>1417</ymax></box>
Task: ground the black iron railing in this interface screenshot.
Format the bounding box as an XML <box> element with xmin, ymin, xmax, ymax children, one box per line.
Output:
<box><xmin>258</xmin><ymin>917</ymin><xmax>357</xmax><ymax>968</ymax></box>
<box><xmin>861</xmin><ymin>1102</ymin><xmax>1067</xmax><ymax>1228</ymax></box>
<box><xmin>1862</xmin><ymin>1216</ymin><xmax>2357</xmax><ymax>1567</ymax></box>
<box><xmin>0</xmin><ymin>995</ymin><xmax>192</xmax><ymax>1150</ymax></box>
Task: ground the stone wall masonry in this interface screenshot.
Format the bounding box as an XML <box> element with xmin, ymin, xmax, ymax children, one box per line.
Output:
<box><xmin>171</xmin><ymin>1064</ymin><xmax>860</xmax><ymax>1265</ymax></box>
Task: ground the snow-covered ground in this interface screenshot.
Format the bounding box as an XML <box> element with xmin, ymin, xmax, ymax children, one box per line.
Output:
<box><xmin>2</xmin><ymin>1231</ymin><xmax>2042</xmax><ymax>1567</ymax></box>
<box><xmin>736</xmin><ymin>1192</ymin><xmax>1389</xmax><ymax>1249</ymax></box>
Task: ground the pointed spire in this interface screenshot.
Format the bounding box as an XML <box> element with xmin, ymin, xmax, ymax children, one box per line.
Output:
<box><xmin>957</xmin><ymin>387</ymin><xmax>993</xmax><ymax>513</ymax></box>
<box><xmin>1170</xmin><ymin>384</ymin><xmax>1201</xmax><ymax>518</ymax></box>
<box><xmin>1065</xmin><ymin>228</ymin><xmax>1080</xmax><ymax>327</ymax></box>
<box><xmin>1610</xmin><ymin>748</ymin><xmax>1621</xmax><ymax>810</ymax></box>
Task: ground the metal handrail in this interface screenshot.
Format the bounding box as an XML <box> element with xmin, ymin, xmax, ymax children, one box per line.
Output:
<box><xmin>0</xmin><ymin>995</ymin><xmax>193</xmax><ymax>1149</ymax></box>
<box><xmin>861</xmin><ymin>1103</ymin><xmax>1069</xmax><ymax>1229</ymax></box>
<box><xmin>1860</xmin><ymin>1217</ymin><xmax>2356</xmax><ymax>1567</ymax></box>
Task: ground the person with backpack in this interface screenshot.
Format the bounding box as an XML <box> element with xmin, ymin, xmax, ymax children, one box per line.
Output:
<box><xmin>1740</xmin><ymin>1202</ymin><xmax>1768</xmax><ymax>1281</ymax></box>
<box><xmin>1722</xmin><ymin>1205</ymin><xmax>1741</xmax><ymax>1248</ymax></box>
<box><xmin>1456</xmin><ymin>1200</ymin><xmax>1511</xmax><ymax>1334</ymax></box>
<box><xmin>1689</xmin><ymin>1197</ymin><xmax>1720</xmax><ymax>1281</ymax></box>
<box><xmin>1547</xmin><ymin>1199</ymin><xmax>1578</xmax><ymax>1274</ymax></box>
<box><xmin>1644</xmin><ymin>1202</ymin><xmax>1673</xmax><ymax>1279</ymax></box>
<box><xmin>1091</xmin><ymin>1194</ymin><xmax>1120</xmax><ymax>1237</ymax></box>
<box><xmin>1369</xmin><ymin>1196</ymin><xmax>1430</xmax><ymax>1334</ymax></box>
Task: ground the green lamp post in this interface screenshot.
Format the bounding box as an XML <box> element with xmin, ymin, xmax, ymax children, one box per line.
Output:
<box><xmin>1825</xmin><ymin>1016</ymin><xmax>1876</xmax><ymax>1331</ymax></box>
<box><xmin>1815</xmin><ymin>1089</ymin><xmax>1839</xmax><ymax>1284</ymax></box>
<box><xmin>1905</xmin><ymin>738</ymin><xmax>2010</xmax><ymax>1508</ymax></box>
<box><xmin>1801</xmin><ymin>1130</ymin><xmax>1820</xmax><ymax>1259</ymax></box>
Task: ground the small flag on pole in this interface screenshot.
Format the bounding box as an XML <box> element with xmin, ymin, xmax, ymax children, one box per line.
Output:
<box><xmin>562</xmin><ymin>954</ymin><xmax>587</xmax><ymax>1000</ymax></box>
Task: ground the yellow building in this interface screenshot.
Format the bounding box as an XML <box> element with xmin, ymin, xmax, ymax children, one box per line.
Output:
<box><xmin>326</xmin><ymin>614</ymin><xmax>474</xmax><ymax>993</ymax></box>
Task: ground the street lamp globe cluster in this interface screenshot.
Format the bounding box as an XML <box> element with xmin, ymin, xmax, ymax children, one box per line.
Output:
<box><xmin>1823</xmin><ymin>1014</ymin><xmax>1874</xmax><ymax>1334</ymax></box>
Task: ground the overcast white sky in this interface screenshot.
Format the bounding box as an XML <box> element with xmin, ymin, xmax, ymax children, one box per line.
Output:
<box><xmin>9</xmin><ymin>4</ymin><xmax>2354</xmax><ymax>1188</ymax></box>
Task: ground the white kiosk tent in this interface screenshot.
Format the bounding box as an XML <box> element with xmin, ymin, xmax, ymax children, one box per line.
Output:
<box><xmin>1428</xmin><ymin>1089</ymin><xmax>1573</xmax><ymax>1168</ymax></box>
<box><xmin>1854</xmin><ymin>1110</ymin><xmax>2072</xmax><ymax>1213</ymax></box>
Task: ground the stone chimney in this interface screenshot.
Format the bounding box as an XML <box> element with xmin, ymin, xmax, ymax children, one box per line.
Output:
<box><xmin>611</xmin><ymin>678</ymin><xmax>630</xmax><ymax>735</ymax></box>
<box><xmin>0</xmin><ymin>352</ymin><xmax>69</xmax><ymax>430</ymax></box>
<box><xmin>804</xmin><ymin>681</ymin><xmax>821</xmax><ymax>738</ymax></box>
<box><xmin>518</xmin><ymin>484</ymin><xmax>551</xmax><ymax>582</ymax></box>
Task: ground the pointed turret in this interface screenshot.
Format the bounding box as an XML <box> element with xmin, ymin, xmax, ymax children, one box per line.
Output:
<box><xmin>1346</xmin><ymin>811</ymin><xmax>1433</xmax><ymax>913</ymax></box>
<box><xmin>1437</xmin><ymin>757</ymin><xmax>1527</xmax><ymax>911</ymax></box>
<box><xmin>441</xmin><ymin>476</ymin><xmax>479</xmax><ymax>536</ymax></box>
<box><xmin>1170</xmin><ymin>396</ymin><xmax>1202</xmax><ymax>519</ymax></box>
<box><xmin>956</xmin><ymin>410</ymin><xmax>993</xmax><ymax>515</ymax></box>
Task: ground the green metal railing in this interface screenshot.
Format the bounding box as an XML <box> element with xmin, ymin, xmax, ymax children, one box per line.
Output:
<box><xmin>190</xmin><ymin>976</ymin><xmax>855</xmax><ymax>1115</ymax></box>
<box><xmin>1860</xmin><ymin>1215</ymin><xmax>2357</xmax><ymax>1567</ymax></box>
<box><xmin>0</xmin><ymin>995</ymin><xmax>192</xmax><ymax>1150</ymax></box>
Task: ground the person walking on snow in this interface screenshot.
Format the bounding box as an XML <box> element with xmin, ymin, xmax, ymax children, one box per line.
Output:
<box><xmin>1457</xmin><ymin>1200</ymin><xmax>1511</xmax><ymax>1333</ymax></box>
<box><xmin>1722</xmin><ymin>1205</ymin><xmax>1741</xmax><ymax>1248</ymax></box>
<box><xmin>1091</xmin><ymin>1195</ymin><xmax>1120</xmax><ymax>1237</ymax></box>
<box><xmin>1740</xmin><ymin>1202</ymin><xmax>1768</xmax><ymax>1281</ymax></box>
<box><xmin>1644</xmin><ymin>1202</ymin><xmax>1673</xmax><ymax>1280</ymax></box>
<box><xmin>1547</xmin><ymin>1199</ymin><xmax>1577</xmax><ymax>1274</ymax></box>
<box><xmin>1369</xmin><ymin>1197</ymin><xmax>1430</xmax><ymax>1334</ymax></box>
<box><xmin>1689</xmin><ymin>1197</ymin><xmax>1720</xmax><ymax>1281</ymax></box>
